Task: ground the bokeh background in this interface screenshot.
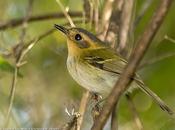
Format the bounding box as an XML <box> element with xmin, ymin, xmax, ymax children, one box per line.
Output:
<box><xmin>0</xmin><ymin>0</ymin><xmax>175</xmax><ymax>129</ymax></box>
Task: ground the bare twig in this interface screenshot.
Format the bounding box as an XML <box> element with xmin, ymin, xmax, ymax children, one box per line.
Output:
<box><xmin>77</xmin><ymin>91</ymin><xmax>90</xmax><ymax>130</ymax></box>
<box><xmin>56</xmin><ymin>0</ymin><xmax>75</xmax><ymax>27</ymax></box>
<box><xmin>94</xmin><ymin>0</ymin><xmax>99</xmax><ymax>32</ymax></box>
<box><xmin>139</xmin><ymin>52</ymin><xmax>175</xmax><ymax>69</ymax></box>
<box><xmin>83</xmin><ymin>0</ymin><xmax>91</xmax><ymax>28</ymax></box>
<box><xmin>83</xmin><ymin>0</ymin><xmax>91</xmax><ymax>20</ymax></box>
<box><xmin>89</xmin><ymin>0</ymin><xmax>94</xmax><ymax>29</ymax></box>
<box><xmin>164</xmin><ymin>35</ymin><xmax>175</xmax><ymax>43</ymax></box>
<box><xmin>98</xmin><ymin>0</ymin><xmax>115</xmax><ymax>41</ymax></box>
<box><xmin>5</xmin><ymin>0</ymin><xmax>34</xmax><ymax>127</ymax></box>
<box><xmin>91</xmin><ymin>0</ymin><xmax>173</xmax><ymax>129</ymax></box>
<box><xmin>117</xmin><ymin>0</ymin><xmax>135</xmax><ymax>56</ymax></box>
<box><xmin>0</xmin><ymin>12</ymin><xmax>81</xmax><ymax>30</ymax></box>
<box><xmin>61</xmin><ymin>113</ymin><xmax>81</xmax><ymax>130</ymax></box>
<box><xmin>126</xmin><ymin>94</ymin><xmax>143</xmax><ymax>130</ymax></box>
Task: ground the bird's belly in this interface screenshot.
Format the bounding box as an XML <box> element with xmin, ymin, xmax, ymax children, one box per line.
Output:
<box><xmin>67</xmin><ymin>58</ymin><xmax>118</xmax><ymax>96</ymax></box>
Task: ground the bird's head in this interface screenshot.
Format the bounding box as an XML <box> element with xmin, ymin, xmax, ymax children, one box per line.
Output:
<box><xmin>54</xmin><ymin>24</ymin><xmax>105</xmax><ymax>56</ymax></box>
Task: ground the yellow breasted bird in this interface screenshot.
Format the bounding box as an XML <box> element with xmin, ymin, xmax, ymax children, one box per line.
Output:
<box><xmin>54</xmin><ymin>24</ymin><xmax>173</xmax><ymax>115</ymax></box>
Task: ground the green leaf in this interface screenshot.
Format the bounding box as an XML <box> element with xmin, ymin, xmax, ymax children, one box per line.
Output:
<box><xmin>0</xmin><ymin>56</ymin><xmax>14</xmax><ymax>73</ymax></box>
<box><xmin>0</xmin><ymin>56</ymin><xmax>23</xmax><ymax>77</ymax></box>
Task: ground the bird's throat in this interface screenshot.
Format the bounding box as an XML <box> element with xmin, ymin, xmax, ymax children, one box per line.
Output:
<box><xmin>67</xmin><ymin>39</ymin><xmax>83</xmax><ymax>57</ymax></box>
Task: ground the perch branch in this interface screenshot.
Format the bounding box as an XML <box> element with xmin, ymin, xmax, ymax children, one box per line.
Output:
<box><xmin>77</xmin><ymin>91</ymin><xmax>90</xmax><ymax>130</ymax></box>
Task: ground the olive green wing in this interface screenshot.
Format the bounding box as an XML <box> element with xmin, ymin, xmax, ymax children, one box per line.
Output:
<box><xmin>83</xmin><ymin>48</ymin><xmax>127</xmax><ymax>75</ymax></box>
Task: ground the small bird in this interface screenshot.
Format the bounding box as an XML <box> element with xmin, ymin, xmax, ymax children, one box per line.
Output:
<box><xmin>54</xmin><ymin>24</ymin><xmax>173</xmax><ymax>115</ymax></box>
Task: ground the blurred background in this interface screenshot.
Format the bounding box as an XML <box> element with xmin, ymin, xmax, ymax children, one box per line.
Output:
<box><xmin>0</xmin><ymin>0</ymin><xmax>175</xmax><ymax>129</ymax></box>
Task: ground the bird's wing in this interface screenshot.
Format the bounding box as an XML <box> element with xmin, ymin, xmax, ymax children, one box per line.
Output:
<box><xmin>83</xmin><ymin>48</ymin><xmax>127</xmax><ymax>75</ymax></box>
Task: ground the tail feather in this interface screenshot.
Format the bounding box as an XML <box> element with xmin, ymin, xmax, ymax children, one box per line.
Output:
<box><xmin>135</xmin><ymin>78</ymin><xmax>174</xmax><ymax>115</ymax></box>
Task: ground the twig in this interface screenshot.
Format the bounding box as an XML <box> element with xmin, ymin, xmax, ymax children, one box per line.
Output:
<box><xmin>83</xmin><ymin>0</ymin><xmax>90</xmax><ymax>28</ymax></box>
<box><xmin>77</xmin><ymin>91</ymin><xmax>90</xmax><ymax>130</ymax></box>
<box><xmin>117</xmin><ymin>0</ymin><xmax>135</xmax><ymax>56</ymax></box>
<box><xmin>5</xmin><ymin>0</ymin><xmax>34</xmax><ymax>127</ymax></box>
<box><xmin>91</xmin><ymin>0</ymin><xmax>173</xmax><ymax>129</ymax></box>
<box><xmin>164</xmin><ymin>35</ymin><xmax>175</xmax><ymax>43</ymax></box>
<box><xmin>0</xmin><ymin>11</ymin><xmax>81</xmax><ymax>30</ymax></box>
<box><xmin>126</xmin><ymin>94</ymin><xmax>143</xmax><ymax>130</ymax></box>
<box><xmin>98</xmin><ymin>0</ymin><xmax>115</xmax><ymax>41</ymax></box>
<box><xmin>56</xmin><ymin>0</ymin><xmax>75</xmax><ymax>27</ymax></box>
<box><xmin>139</xmin><ymin>52</ymin><xmax>175</xmax><ymax>69</ymax></box>
<box><xmin>83</xmin><ymin>0</ymin><xmax>91</xmax><ymax>20</ymax></box>
<box><xmin>94</xmin><ymin>0</ymin><xmax>99</xmax><ymax>32</ymax></box>
<box><xmin>89</xmin><ymin>0</ymin><xmax>94</xmax><ymax>29</ymax></box>
<box><xmin>61</xmin><ymin>113</ymin><xmax>81</xmax><ymax>130</ymax></box>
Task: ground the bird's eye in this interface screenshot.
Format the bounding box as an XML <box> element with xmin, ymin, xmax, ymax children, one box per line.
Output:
<box><xmin>75</xmin><ymin>34</ymin><xmax>82</xmax><ymax>41</ymax></box>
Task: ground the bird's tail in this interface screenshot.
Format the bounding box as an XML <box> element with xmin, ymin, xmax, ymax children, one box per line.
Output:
<box><xmin>135</xmin><ymin>77</ymin><xmax>174</xmax><ymax>115</ymax></box>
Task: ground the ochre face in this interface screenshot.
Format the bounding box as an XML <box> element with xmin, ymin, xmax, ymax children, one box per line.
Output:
<box><xmin>66</xmin><ymin>28</ymin><xmax>102</xmax><ymax>56</ymax></box>
<box><xmin>54</xmin><ymin>24</ymin><xmax>104</xmax><ymax>56</ymax></box>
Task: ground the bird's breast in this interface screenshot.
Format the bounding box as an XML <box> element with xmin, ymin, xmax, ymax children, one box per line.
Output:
<box><xmin>66</xmin><ymin>56</ymin><xmax>118</xmax><ymax>96</ymax></box>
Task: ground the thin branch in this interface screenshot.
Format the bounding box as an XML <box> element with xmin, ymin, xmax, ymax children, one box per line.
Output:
<box><xmin>139</xmin><ymin>52</ymin><xmax>175</xmax><ymax>69</ymax></box>
<box><xmin>98</xmin><ymin>0</ymin><xmax>115</xmax><ymax>41</ymax></box>
<box><xmin>91</xmin><ymin>0</ymin><xmax>173</xmax><ymax>129</ymax></box>
<box><xmin>61</xmin><ymin>113</ymin><xmax>81</xmax><ymax>130</ymax></box>
<box><xmin>77</xmin><ymin>91</ymin><xmax>90</xmax><ymax>130</ymax></box>
<box><xmin>89</xmin><ymin>0</ymin><xmax>94</xmax><ymax>29</ymax></box>
<box><xmin>83</xmin><ymin>0</ymin><xmax>91</xmax><ymax>20</ymax></box>
<box><xmin>56</xmin><ymin>0</ymin><xmax>75</xmax><ymax>27</ymax></box>
<box><xmin>0</xmin><ymin>11</ymin><xmax>81</xmax><ymax>30</ymax></box>
<box><xmin>117</xmin><ymin>0</ymin><xmax>135</xmax><ymax>56</ymax></box>
<box><xmin>164</xmin><ymin>35</ymin><xmax>175</xmax><ymax>43</ymax></box>
<box><xmin>4</xmin><ymin>66</ymin><xmax>18</xmax><ymax>127</ymax></box>
<box><xmin>94</xmin><ymin>0</ymin><xmax>99</xmax><ymax>32</ymax></box>
<box><xmin>126</xmin><ymin>94</ymin><xmax>143</xmax><ymax>130</ymax></box>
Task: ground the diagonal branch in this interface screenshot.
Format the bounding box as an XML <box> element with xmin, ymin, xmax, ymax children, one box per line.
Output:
<box><xmin>91</xmin><ymin>0</ymin><xmax>173</xmax><ymax>129</ymax></box>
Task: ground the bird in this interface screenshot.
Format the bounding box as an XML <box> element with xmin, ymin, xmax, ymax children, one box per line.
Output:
<box><xmin>54</xmin><ymin>24</ymin><xmax>174</xmax><ymax>115</ymax></box>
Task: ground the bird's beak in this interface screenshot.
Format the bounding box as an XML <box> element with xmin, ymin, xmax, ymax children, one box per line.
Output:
<box><xmin>54</xmin><ymin>24</ymin><xmax>69</xmax><ymax>35</ymax></box>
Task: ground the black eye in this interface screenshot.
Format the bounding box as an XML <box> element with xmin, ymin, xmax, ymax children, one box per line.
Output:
<box><xmin>75</xmin><ymin>34</ymin><xmax>82</xmax><ymax>41</ymax></box>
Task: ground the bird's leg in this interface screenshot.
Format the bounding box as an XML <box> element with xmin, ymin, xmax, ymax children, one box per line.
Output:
<box><xmin>90</xmin><ymin>93</ymin><xmax>106</xmax><ymax>121</ymax></box>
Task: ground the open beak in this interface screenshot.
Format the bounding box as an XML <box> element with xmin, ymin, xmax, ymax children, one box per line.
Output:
<box><xmin>54</xmin><ymin>24</ymin><xmax>69</xmax><ymax>35</ymax></box>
